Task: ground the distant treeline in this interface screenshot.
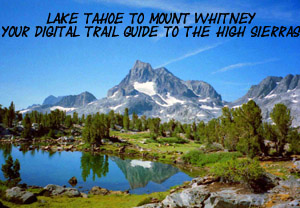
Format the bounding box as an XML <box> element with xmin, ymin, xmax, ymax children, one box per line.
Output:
<box><xmin>0</xmin><ymin>100</ymin><xmax>299</xmax><ymax>157</ymax></box>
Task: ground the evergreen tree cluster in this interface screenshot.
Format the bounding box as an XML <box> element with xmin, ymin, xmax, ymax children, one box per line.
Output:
<box><xmin>0</xmin><ymin>102</ymin><xmax>19</xmax><ymax>128</ymax></box>
<box><xmin>0</xmin><ymin>101</ymin><xmax>299</xmax><ymax>156</ymax></box>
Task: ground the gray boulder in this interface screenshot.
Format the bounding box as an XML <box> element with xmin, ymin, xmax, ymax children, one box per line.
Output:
<box><xmin>89</xmin><ymin>186</ymin><xmax>110</xmax><ymax>195</ymax></box>
<box><xmin>43</xmin><ymin>184</ymin><xmax>80</xmax><ymax>197</ymax></box>
<box><xmin>204</xmin><ymin>189</ymin><xmax>267</xmax><ymax>208</ymax></box>
<box><xmin>43</xmin><ymin>184</ymin><xmax>65</xmax><ymax>195</ymax></box>
<box><xmin>161</xmin><ymin>186</ymin><xmax>267</xmax><ymax>208</ymax></box>
<box><xmin>63</xmin><ymin>188</ymin><xmax>81</xmax><ymax>197</ymax></box>
<box><xmin>5</xmin><ymin>187</ymin><xmax>37</xmax><ymax>204</ymax></box>
<box><xmin>162</xmin><ymin>185</ymin><xmax>210</xmax><ymax>207</ymax></box>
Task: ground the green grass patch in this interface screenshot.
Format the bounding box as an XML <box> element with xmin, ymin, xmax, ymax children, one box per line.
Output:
<box><xmin>182</xmin><ymin>150</ymin><xmax>242</xmax><ymax>167</ymax></box>
<box><xmin>158</xmin><ymin>137</ymin><xmax>188</xmax><ymax>144</ymax></box>
<box><xmin>27</xmin><ymin>187</ymin><xmax>43</xmax><ymax>194</ymax></box>
<box><xmin>145</xmin><ymin>137</ymin><xmax>188</xmax><ymax>144</ymax></box>
<box><xmin>0</xmin><ymin>192</ymin><xmax>169</xmax><ymax>208</ymax></box>
<box><xmin>111</xmin><ymin>131</ymin><xmax>150</xmax><ymax>140</ymax></box>
<box><xmin>137</xmin><ymin>196</ymin><xmax>153</xmax><ymax>206</ymax></box>
<box><xmin>0</xmin><ymin>182</ymin><xmax>7</xmax><ymax>199</ymax></box>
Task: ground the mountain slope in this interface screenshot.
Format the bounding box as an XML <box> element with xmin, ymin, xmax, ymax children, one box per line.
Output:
<box><xmin>42</xmin><ymin>95</ymin><xmax>63</xmax><ymax>106</ymax></box>
<box><xmin>55</xmin><ymin>91</ymin><xmax>96</xmax><ymax>107</ymax></box>
<box><xmin>20</xmin><ymin>91</ymin><xmax>97</xmax><ymax>114</ymax></box>
<box><xmin>230</xmin><ymin>74</ymin><xmax>300</xmax><ymax>126</ymax></box>
<box><xmin>75</xmin><ymin>60</ymin><xmax>224</xmax><ymax>123</ymax></box>
<box><xmin>20</xmin><ymin>60</ymin><xmax>300</xmax><ymax>126</ymax></box>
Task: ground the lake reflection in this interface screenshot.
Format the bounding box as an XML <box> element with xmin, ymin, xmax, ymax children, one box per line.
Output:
<box><xmin>0</xmin><ymin>144</ymin><xmax>192</xmax><ymax>194</ymax></box>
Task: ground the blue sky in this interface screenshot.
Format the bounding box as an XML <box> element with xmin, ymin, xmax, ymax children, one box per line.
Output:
<box><xmin>0</xmin><ymin>0</ymin><xmax>300</xmax><ymax>110</ymax></box>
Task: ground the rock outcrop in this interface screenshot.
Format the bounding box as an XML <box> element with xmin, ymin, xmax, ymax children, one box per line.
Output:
<box><xmin>136</xmin><ymin>175</ymin><xmax>300</xmax><ymax>208</ymax></box>
<box><xmin>5</xmin><ymin>187</ymin><xmax>37</xmax><ymax>204</ymax></box>
<box><xmin>41</xmin><ymin>184</ymin><xmax>81</xmax><ymax>197</ymax></box>
<box><xmin>89</xmin><ymin>186</ymin><xmax>129</xmax><ymax>195</ymax></box>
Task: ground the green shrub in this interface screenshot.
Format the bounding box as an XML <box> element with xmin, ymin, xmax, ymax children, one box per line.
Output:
<box><xmin>236</xmin><ymin>136</ymin><xmax>261</xmax><ymax>158</ymax></box>
<box><xmin>204</xmin><ymin>143</ymin><xmax>224</xmax><ymax>152</ymax></box>
<box><xmin>210</xmin><ymin>158</ymin><xmax>265</xmax><ymax>184</ymax></box>
<box><xmin>288</xmin><ymin>130</ymin><xmax>300</xmax><ymax>154</ymax></box>
<box><xmin>157</xmin><ymin>193</ymin><xmax>165</xmax><ymax>201</ymax></box>
<box><xmin>182</xmin><ymin>150</ymin><xmax>242</xmax><ymax>167</ymax></box>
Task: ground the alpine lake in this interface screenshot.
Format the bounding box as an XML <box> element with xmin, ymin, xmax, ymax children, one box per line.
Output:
<box><xmin>0</xmin><ymin>144</ymin><xmax>192</xmax><ymax>194</ymax></box>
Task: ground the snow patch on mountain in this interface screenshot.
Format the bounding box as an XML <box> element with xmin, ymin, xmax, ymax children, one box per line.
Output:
<box><xmin>232</xmin><ymin>105</ymin><xmax>242</xmax><ymax>109</ymax></box>
<box><xmin>50</xmin><ymin>106</ymin><xmax>76</xmax><ymax>112</ymax></box>
<box><xmin>110</xmin><ymin>104</ymin><xmax>124</xmax><ymax>111</ymax></box>
<box><xmin>110</xmin><ymin>92</ymin><xmax>118</xmax><ymax>98</ymax></box>
<box><xmin>19</xmin><ymin>109</ymin><xmax>31</xmax><ymax>114</ymax></box>
<box><xmin>133</xmin><ymin>81</ymin><xmax>156</xmax><ymax>96</ymax></box>
<box><xmin>265</xmin><ymin>94</ymin><xmax>277</xmax><ymax>99</ymax></box>
<box><xmin>291</xmin><ymin>94</ymin><xmax>298</xmax><ymax>98</ymax></box>
<box><xmin>198</xmin><ymin>98</ymin><xmax>210</xmax><ymax>102</ymax></box>
<box><xmin>201</xmin><ymin>105</ymin><xmax>221</xmax><ymax>110</ymax></box>
<box><xmin>157</xmin><ymin>93</ymin><xmax>185</xmax><ymax>107</ymax></box>
<box><xmin>88</xmin><ymin>101</ymin><xmax>97</xmax><ymax>105</ymax></box>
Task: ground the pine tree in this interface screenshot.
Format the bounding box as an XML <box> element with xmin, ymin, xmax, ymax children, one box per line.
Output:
<box><xmin>108</xmin><ymin>110</ymin><xmax>115</xmax><ymax>129</ymax></box>
<box><xmin>8</xmin><ymin>101</ymin><xmax>16</xmax><ymax>127</ymax></box>
<box><xmin>80</xmin><ymin>114</ymin><xmax>85</xmax><ymax>125</ymax></box>
<box><xmin>234</xmin><ymin>100</ymin><xmax>265</xmax><ymax>158</ymax></box>
<box><xmin>21</xmin><ymin>114</ymin><xmax>32</xmax><ymax>139</ymax></box>
<box><xmin>141</xmin><ymin>115</ymin><xmax>147</xmax><ymax>131</ymax></box>
<box><xmin>123</xmin><ymin>108</ymin><xmax>130</xmax><ymax>130</ymax></box>
<box><xmin>131</xmin><ymin>112</ymin><xmax>138</xmax><ymax>130</ymax></box>
<box><xmin>72</xmin><ymin>112</ymin><xmax>79</xmax><ymax>124</ymax></box>
<box><xmin>270</xmin><ymin>103</ymin><xmax>292</xmax><ymax>155</ymax></box>
<box><xmin>149</xmin><ymin>118</ymin><xmax>161</xmax><ymax>140</ymax></box>
<box><xmin>136</xmin><ymin>119</ymin><xmax>142</xmax><ymax>131</ymax></box>
<box><xmin>1</xmin><ymin>155</ymin><xmax>21</xmax><ymax>187</ymax></box>
<box><xmin>65</xmin><ymin>115</ymin><xmax>73</xmax><ymax>128</ymax></box>
<box><xmin>288</xmin><ymin>129</ymin><xmax>300</xmax><ymax>154</ymax></box>
<box><xmin>185</xmin><ymin>125</ymin><xmax>192</xmax><ymax>140</ymax></box>
<box><xmin>83</xmin><ymin>115</ymin><xmax>92</xmax><ymax>143</ymax></box>
<box><xmin>3</xmin><ymin>102</ymin><xmax>16</xmax><ymax>127</ymax></box>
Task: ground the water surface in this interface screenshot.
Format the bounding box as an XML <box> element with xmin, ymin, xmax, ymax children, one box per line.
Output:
<box><xmin>0</xmin><ymin>144</ymin><xmax>192</xmax><ymax>194</ymax></box>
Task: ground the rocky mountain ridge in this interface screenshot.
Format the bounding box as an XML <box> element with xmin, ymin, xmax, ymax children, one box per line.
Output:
<box><xmin>20</xmin><ymin>91</ymin><xmax>97</xmax><ymax>114</ymax></box>
<box><xmin>20</xmin><ymin>60</ymin><xmax>300</xmax><ymax>126</ymax></box>
<box><xmin>230</xmin><ymin>74</ymin><xmax>300</xmax><ymax>126</ymax></box>
<box><xmin>73</xmin><ymin>60</ymin><xmax>224</xmax><ymax>123</ymax></box>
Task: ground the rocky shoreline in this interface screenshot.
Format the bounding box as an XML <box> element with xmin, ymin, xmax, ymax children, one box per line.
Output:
<box><xmin>4</xmin><ymin>183</ymin><xmax>130</xmax><ymax>205</ymax></box>
<box><xmin>3</xmin><ymin>171</ymin><xmax>299</xmax><ymax>207</ymax></box>
<box><xmin>135</xmin><ymin>175</ymin><xmax>300</xmax><ymax>208</ymax></box>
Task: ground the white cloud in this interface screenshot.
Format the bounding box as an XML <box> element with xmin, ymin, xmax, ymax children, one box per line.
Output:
<box><xmin>212</xmin><ymin>58</ymin><xmax>278</xmax><ymax>74</ymax></box>
<box><xmin>156</xmin><ymin>42</ymin><xmax>223</xmax><ymax>68</ymax></box>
